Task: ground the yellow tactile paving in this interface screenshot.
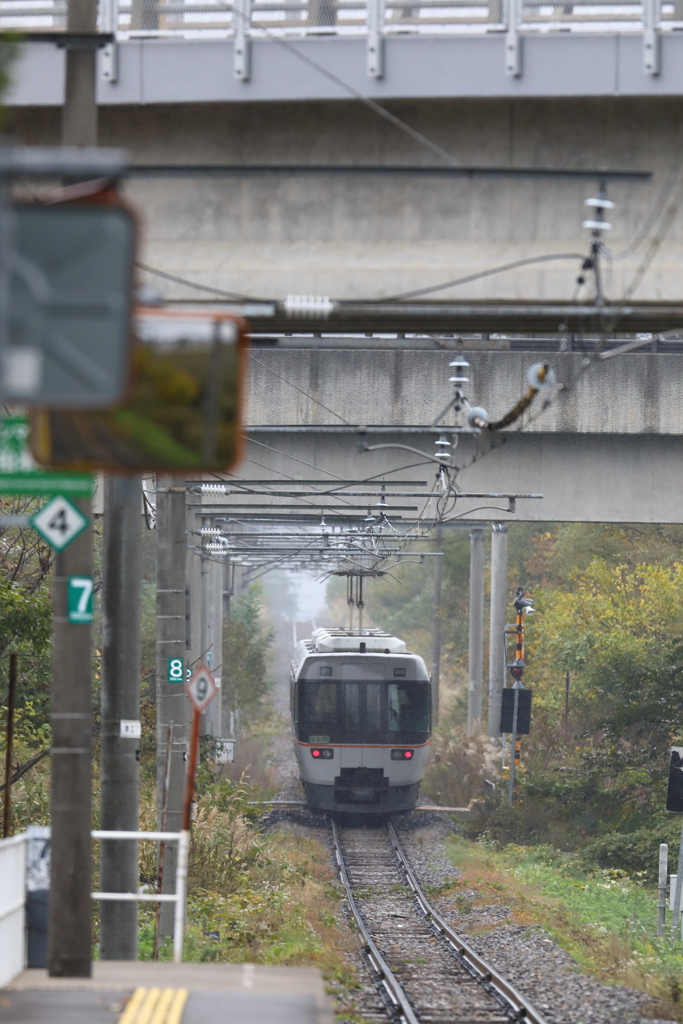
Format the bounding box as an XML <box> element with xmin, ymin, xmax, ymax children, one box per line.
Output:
<box><xmin>119</xmin><ymin>987</ymin><xmax>189</xmax><ymax>1024</ymax></box>
<box><xmin>149</xmin><ymin>988</ymin><xmax>175</xmax><ymax>1024</ymax></box>
<box><xmin>119</xmin><ymin>988</ymin><xmax>148</xmax><ymax>1024</ymax></box>
<box><xmin>166</xmin><ymin>989</ymin><xmax>189</xmax><ymax>1024</ymax></box>
<box><xmin>136</xmin><ymin>987</ymin><xmax>162</xmax><ymax>1024</ymax></box>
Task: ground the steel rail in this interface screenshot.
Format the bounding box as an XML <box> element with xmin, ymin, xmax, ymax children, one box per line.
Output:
<box><xmin>387</xmin><ymin>821</ymin><xmax>550</xmax><ymax>1024</ymax></box>
<box><xmin>331</xmin><ymin>820</ymin><xmax>420</xmax><ymax>1024</ymax></box>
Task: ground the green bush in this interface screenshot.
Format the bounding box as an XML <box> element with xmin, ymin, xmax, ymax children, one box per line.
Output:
<box><xmin>580</xmin><ymin>821</ymin><xmax>683</xmax><ymax>883</ymax></box>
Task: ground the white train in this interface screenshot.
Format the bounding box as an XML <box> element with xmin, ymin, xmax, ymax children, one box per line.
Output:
<box><xmin>291</xmin><ymin>627</ymin><xmax>432</xmax><ymax>814</ymax></box>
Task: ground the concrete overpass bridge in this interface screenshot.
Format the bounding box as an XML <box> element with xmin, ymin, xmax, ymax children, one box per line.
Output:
<box><xmin>230</xmin><ymin>346</ymin><xmax>683</xmax><ymax>525</ymax></box>
<box><xmin>5</xmin><ymin>0</ymin><xmax>683</xmax><ymax>308</ymax></box>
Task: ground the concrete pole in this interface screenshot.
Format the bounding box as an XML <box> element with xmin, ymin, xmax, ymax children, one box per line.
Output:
<box><xmin>487</xmin><ymin>523</ymin><xmax>509</xmax><ymax>739</ymax></box>
<box><xmin>467</xmin><ymin>527</ymin><xmax>486</xmax><ymax>737</ymax></box>
<box><xmin>223</xmin><ymin>560</ymin><xmax>234</xmax><ymax>740</ymax></box>
<box><xmin>430</xmin><ymin>526</ymin><xmax>442</xmax><ymax>727</ymax></box>
<box><xmin>100</xmin><ymin>476</ymin><xmax>142</xmax><ymax>960</ymax></box>
<box><xmin>199</xmin><ymin>544</ymin><xmax>222</xmax><ymax>737</ymax></box>
<box><xmin>49</xmin><ymin>0</ymin><xmax>97</xmax><ymax>975</ymax></box>
<box><xmin>62</xmin><ymin>0</ymin><xmax>97</xmax><ymax>147</ymax></box>
<box><xmin>210</xmin><ymin>557</ymin><xmax>223</xmax><ymax>736</ymax></box>
<box><xmin>156</xmin><ymin>477</ymin><xmax>190</xmax><ymax>937</ymax></box>
<box><xmin>48</xmin><ymin>498</ymin><xmax>93</xmax><ymax>977</ymax></box>
<box><xmin>658</xmin><ymin>843</ymin><xmax>668</xmax><ymax>936</ymax></box>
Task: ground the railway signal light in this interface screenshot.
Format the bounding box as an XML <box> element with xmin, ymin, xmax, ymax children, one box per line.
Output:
<box><xmin>510</xmin><ymin>658</ymin><xmax>525</xmax><ymax>681</ymax></box>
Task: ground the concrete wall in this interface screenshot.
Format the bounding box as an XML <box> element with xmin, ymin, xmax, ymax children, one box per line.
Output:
<box><xmin>244</xmin><ymin>349</ymin><xmax>683</xmax><ymax>435</ymax></box>
<box><xmin>8</xmin><ymin>96</ymin><xmax>683</xmax><ymax>302</ymax></box>
<box><xmin>217</xmin><ymin>348</ymin><xmax>683</xmax><ymax>524</ymax></box>
<box><xmin>235</xmin><ymin>431</ymin><xmax>683</xmax><ymax>523</ymax></box>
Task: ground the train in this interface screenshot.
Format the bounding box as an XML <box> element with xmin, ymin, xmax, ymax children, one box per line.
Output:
<box><xmin>291</xmin><ymin>627</ymin><xmax>432</xmax><ymax>814</ymax></box>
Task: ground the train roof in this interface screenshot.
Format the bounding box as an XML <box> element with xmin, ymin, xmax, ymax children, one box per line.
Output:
<box><xmin>304</xmin><ymin>627</ymin><xmax>408</xmax><ymax>655</ymax></box>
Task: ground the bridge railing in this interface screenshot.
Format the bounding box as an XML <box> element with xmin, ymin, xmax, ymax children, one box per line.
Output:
<box><xmin>3</xmin><ymin>0</ymin><xmax>681</xmax><ymax>36</ymax></box>
<box><xmin>1</xmin><ymin>0</ymin><xmax>679</xmax><ymax>79</ymax></box>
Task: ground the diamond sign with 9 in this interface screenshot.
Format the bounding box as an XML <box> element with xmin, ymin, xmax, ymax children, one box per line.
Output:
<box><xmin>185</xmin><ymin>664</ymin><xmax>218</xmax><ymax>713</ymax></box>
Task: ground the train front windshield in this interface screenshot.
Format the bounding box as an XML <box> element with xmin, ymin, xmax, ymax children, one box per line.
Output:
<box><xmin>297</xmin><ymin>680</ymin><xmax>431</xmax><ymax>744</ymax></box>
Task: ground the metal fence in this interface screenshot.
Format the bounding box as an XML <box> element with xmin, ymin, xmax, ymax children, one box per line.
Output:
<box><xmin>1</xmin><ymin>0</ymin><xmax>682</xmax><ymax>37</ymax></box>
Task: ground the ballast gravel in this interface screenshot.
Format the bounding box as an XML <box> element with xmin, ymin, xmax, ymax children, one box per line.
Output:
<box><xmin>395</xmin><ymin>815</ymin><xmax>673</xmax><ymax>1024</ymax></box>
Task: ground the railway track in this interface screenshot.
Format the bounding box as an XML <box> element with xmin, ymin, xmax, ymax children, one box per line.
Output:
<box><xmin>331</xmin><ymin>820</ymin><xmax>549</xmax><ymax>1024</ymax></box>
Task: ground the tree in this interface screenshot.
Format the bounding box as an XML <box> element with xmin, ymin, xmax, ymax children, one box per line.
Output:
<box><xmin>222</xmin><ymin>586</ymin><xmax>274</xmax><ymax>722</ymax></box>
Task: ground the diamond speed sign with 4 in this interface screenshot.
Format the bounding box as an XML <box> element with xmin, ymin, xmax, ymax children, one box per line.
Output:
<box><xmin>185</xmin><ymin>665</ymin><xmax>218</xmax><ymax>712</ymax></box>
<box><xmin>31</xmin><ymin>494</ymin><xmax>89</xmax><ymax>551</ymax></box>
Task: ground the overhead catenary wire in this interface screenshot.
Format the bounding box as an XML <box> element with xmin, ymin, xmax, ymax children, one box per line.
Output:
<box><xmin>378</xmin><ymin>252</ymin><xmax>587</xmax><ymax>303</ymax></box>
<box><xmin>136</xmin><ymin>261</ymin><xmax>266</xmax><ymax>302</ymax></box>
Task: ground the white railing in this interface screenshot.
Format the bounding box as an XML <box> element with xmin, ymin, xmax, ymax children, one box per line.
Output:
<box><xmin>1</xmin><ymin>0</ymin><xmax>681</xmax><ymax>39</ymax></box>
<box><xmin>0</xmin><ymin>833</ymin><xmax>27</xmax><ymax>988</ymax></box>
<box><xmin>91</xmin><ymin>829</ymin><xmax>190</xmax><ymax>964</ymax></box>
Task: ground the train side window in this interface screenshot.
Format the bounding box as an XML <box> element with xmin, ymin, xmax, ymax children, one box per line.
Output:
<box><xmin>366</xmin><ymin>682</ymin><xmax>381</xmax><ymax>733</ymax></box>
<box><xmin>345</xmin><ymin>682</ymin><xmax>360</xmax><ymax>731</ymax></box>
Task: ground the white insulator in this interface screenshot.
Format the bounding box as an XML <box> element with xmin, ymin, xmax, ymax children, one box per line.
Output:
<box><xmin>200</xmin><ymin>483</ymin><xmax>229</xmax><ymax>495</ymax></box>
<box><xmin>582</xmin><ymin>219</ymin><xmax>612</xmax><ymax>231</ymax></box>
<box><xmin>466</xmin><ymin>406</ymin><xmax>490</xmax><ymax>428</ymax></box>
<box><xmin>283</xmin><ymin>295</ymin><xmax>336</xmax><ymax>319</ymax></box>
<box><xmin>527</xmin><ymin>362</ymin><xmax>557</xmax><ymax>390</ymax></box>
<box><xmin>434</xmin><ymin>451</ymin><xmax>451</xmax><ymax>461</ymax></box>
<box><xmin>200</xmin><ymin>527</ymin><xmax>221</xmax><ymax>536</ymax></box>
<box><xmin>449</xmin><ymin>376</ymin><xmax>469</xmax><ymax>384</ymax></box>
<box><xmin>585</xmin><ymin>196</ymin><xmax>616</xmax><ymax>210</ymax></box>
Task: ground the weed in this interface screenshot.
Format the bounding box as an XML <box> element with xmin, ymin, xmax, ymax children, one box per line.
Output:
<box><xmin>445</xmin><ymin>835</ymin><xmax>683</xmax><ymax>1017</ymax></box>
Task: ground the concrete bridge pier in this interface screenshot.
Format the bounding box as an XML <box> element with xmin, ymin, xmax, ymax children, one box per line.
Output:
<box><xmin>467</xmin><ymin>527</ymin><xmax>486</xmax><ymax>736</ymax></box>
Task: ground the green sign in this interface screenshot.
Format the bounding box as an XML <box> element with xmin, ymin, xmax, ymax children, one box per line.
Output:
<box><xmin>168</xmin><ymin>657</ymin><xmax>185</xmax><ymax>684</ymax></box>
<box><xmin>67</xmin><ymin>576</ymin><xmax>94</xmax><ymax>624</ymax></box>
<box><xmin>0</xmin><ymin>417</ymin><xmax>93</xmax><ymax>496</ymax></box>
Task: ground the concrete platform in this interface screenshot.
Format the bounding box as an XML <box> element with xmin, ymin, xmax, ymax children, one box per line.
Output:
<box><xmin>2</xmin><ymin>963</ymin><xmax>333</xmax><ymax>1024</ymax></box>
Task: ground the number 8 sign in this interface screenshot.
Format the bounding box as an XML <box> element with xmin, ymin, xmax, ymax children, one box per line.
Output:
<box><xmin>185</xmin><ymin>664</ymin><xmax>218</xmax><ymax>712</ymax></box>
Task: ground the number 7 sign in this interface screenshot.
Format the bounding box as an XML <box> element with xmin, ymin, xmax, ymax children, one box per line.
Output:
<box><xmin>67</xmin><ymin>576</ymin><xmax>94</xmax><ymax>624</ymax></box>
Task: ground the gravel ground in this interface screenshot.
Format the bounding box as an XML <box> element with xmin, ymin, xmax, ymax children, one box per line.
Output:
<box><xmin>395</xmin><ymin>816</ymin><xmax>676</xmax><ymax>1024</ymax></box>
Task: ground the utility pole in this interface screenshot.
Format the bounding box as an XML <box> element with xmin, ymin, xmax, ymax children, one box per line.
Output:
<box><xmin>223</xmin><ymin>559</ymin><xmax>234</xmax><ymax>741</ymax></box>
<box><xmin>49</xmin><ymin>499</ymin><xmax>93</xmax><ymax>977</ymax></box>
<box><xmin>100</xmin><ymin>476</ymin><xmax>142</xmax><ymax>960</ymax></box>
<box><xmin>156</xmin><ymin>477</ymin><xmax>190</xmax><ymax>937</ymax></box>
<box><xmin>207</xmin><ymin>556</ymin><xmax>223</xmax><ymax>737</ymax></box>
<box><xmin>430</xmin><ymin>525</ymin><xmax>442</xmax><ymax>727</ymax></box>
<box><xmin>63</xmin><ymin>0</ymin><xmax>98</xmax><ymax>147</ymax></box>
<box><xmin>49</xmin><ymin>0</ymin><xmax>98</xmax><ymax>974</ymax></box>
<box><xmin>487</xmin><ymin>523</ymin><xmax>508</xmax><ymax>739</ymax></box>
<box><xmin>467</xmin><ymin>527</ymin><xmax>485</xmax><ymax>736</ymax></box>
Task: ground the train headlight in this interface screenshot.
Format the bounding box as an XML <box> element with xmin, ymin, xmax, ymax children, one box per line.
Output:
<box><xmin>391</xmin><ymin>749</ymin><xmax>414</xmax><ymax>760</ymax></box>
<box><xmin>311</xmin><ymin>748</ymin><xmax>334</xmax><ymax>759</ymax></box>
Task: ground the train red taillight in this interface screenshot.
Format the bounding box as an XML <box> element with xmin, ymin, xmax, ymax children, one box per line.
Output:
<box><xmin>391</xmin><ymin>749</ymin><xmax>414</xmax><ymax>760</ymax></box>
<box><xmin>311</xmin><ymin>748</ymin><xmax>333</xmax><ymax>759</ymax></box>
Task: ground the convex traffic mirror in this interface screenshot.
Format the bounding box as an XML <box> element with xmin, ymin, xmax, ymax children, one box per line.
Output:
<box><xmin>31</xmin><ymin>308</ymin><xmax>248</xmax><ymax>473</ymax></box>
